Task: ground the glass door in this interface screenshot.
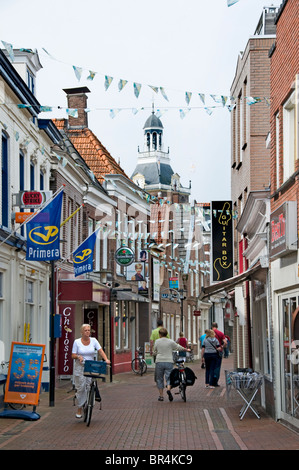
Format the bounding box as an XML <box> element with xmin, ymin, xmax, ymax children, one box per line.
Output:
<box><xmin>281</xmin><ymin>295</ymin><xmax>299</xmax><ymax>418</ymax></box>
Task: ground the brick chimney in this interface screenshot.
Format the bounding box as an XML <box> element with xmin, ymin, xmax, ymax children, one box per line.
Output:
<box><xmin>63</xmin><ymin>87</ymin><xmax>90</xmax><ymax>129</ymax></box>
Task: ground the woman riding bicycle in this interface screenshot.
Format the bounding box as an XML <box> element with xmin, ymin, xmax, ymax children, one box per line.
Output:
<box><xmin>72</xmin><ymin>324</ymin><xmax>110</xmax><ymax>419</ymax></box>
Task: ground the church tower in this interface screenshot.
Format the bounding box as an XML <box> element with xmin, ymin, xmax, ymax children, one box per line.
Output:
<box><xmin>131</xmin><ymin>107</ymin><xmax>190</xmax><ymax>203</ymax></box>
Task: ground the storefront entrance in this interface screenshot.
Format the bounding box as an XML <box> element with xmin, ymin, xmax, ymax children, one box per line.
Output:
<box><xmin>279</xmin><ymin>292</ymin><xmax>299</xmax><ymax>425</ymax></box>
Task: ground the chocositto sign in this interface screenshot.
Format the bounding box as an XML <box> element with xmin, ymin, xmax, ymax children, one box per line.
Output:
<box><xmin>115</xmin><ymin>246</ymin><xmax>135</xmax><ymax>266</ymax></box>
<box><xmin>270</xmin><ymin>201</ymin><xmax>297</xmax><ymax>260</ymax></box>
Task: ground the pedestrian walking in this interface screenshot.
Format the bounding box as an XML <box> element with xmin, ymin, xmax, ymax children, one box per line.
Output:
<box><xmin>153</xmin><ymin>328</ymin><xmax>190</xmax><ymax>401</ymax></box>
<box><xmin>176</xmin><ymin>332</ymin><xmax>188</xmax><ymax>362</ymax></box>
<box><xmin>201</xmin><ymin>329</ymin><xmax>222</xmax><ymax>388</ymax></box>
<box><xmin>224</xmin><ymin>334</ymin><xmax>231</xmax><ymax>358</ymax></box>
<box><xmin>199</xmin><ymin>330</ymin><xmax>208</xmax><ymax>369</ymax></box>
<box><xmin>211</xmin><ymin>322</ymin><xmax>227</xmax><ymax>386</ymax></box>
<box><xmin>71</xmin><ymin>324</ymin><xmax>110</xmax><ymax>419</ymax></box>
<box><xmin>149</xmin><ymin>319</ymin><xmax>169</xmax><ymax>357</ymax></box>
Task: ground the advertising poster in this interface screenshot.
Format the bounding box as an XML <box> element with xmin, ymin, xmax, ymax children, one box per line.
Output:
<box><xmin>5</xmin><ymin>342</ymin><xmax>45</xmax><ymax>406</ymax></box>
<box><xmin>126</xmin><ymin>262</ymin><xmax>145</xmax><ymax>281</ymax></box>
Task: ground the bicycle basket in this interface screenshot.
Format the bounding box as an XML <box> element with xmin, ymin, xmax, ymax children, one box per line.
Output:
<box><xmin>84</xmin><ymin>360</ymin><xmax>107</xmax><ymax>377</ymax></box>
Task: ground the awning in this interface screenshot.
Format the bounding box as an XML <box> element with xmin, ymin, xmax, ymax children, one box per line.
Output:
<box><xmin>199</xmin><ymin>262</ymin><xmax>266</xmax><ymax>300</ymax></box>
<box><xmin>58</xmin><ymin>280</ymin><xmax>110</xmax><ymax>305</ymax></box>
<box><xmin>115</xmin><ymin>291</ymin><xmax>149</xmax><ymax>303</ymax></box>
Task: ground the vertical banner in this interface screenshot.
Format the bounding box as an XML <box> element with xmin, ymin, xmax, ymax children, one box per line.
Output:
<box><xmin>84</xmin><ymin>308</ymin><xmax>98</xmax><ymax>339</ymax></box>
<box><xmin>26</xmin><ymin>191</ymin><xmax>63</xmax><ymax>261</ymax></box>
<box><xmin>4</xmin><ymin>342</ymin><xmax>45</xmax><ymax>406</ymax></box>
<box><xmin>58</xmin><ymin>304</ymin><xmax>75</xmax><ymax>376</ymax></box>
<box><xmin>211</xmin><ymin>201</ymin><xmax>233</xmax><ymax>282</ymax></box>
<box><xmin>152</xmin><ymin>258</ymin><xmax>160</xmax><ymax>301</ymax></box>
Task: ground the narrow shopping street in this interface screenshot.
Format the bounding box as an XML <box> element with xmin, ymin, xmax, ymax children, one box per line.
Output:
<box><xmin>0</xmin><ymin>355</ymin><xmax>298</xmax><ymax>453</ymax></box>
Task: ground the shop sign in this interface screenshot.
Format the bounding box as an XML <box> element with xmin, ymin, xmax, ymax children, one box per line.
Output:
<box><xmin>17</xmin><ymin>190</ymin><xmax>52</xmax><ymax>208</ymax></box>
<box><xmin>115</xmin><ymin>246</ymin><xmax>135</xmax><ymax>266</ymax></box>
<box><xmin>4</xmin><ymin>342</ymin><xmax>45</xmax><ymax>406</ymax></box>
<box><xmin>58</xmin><ymin>304</ymin><xmax>75</xmax><ymax>376</ymax></box>
<box><xmin>169</xmin><ymin>277</ymin><xmax>179</xmax><ymax>289</ymax></box>
<box><xmin>270</xmin><ymin>201</ymin><xmax>297</xmax><ymax>260</ymax></box>
<box><xmin>211</xmin><ymin>201</ymin><xmax>233</xmax><ymax>282</ymax></box>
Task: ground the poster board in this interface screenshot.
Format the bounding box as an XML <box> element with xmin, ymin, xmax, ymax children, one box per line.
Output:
<box><xmin>4</xmin><ymin>342</ymin><xmax>45</xmax><ymax>406</ymax></box>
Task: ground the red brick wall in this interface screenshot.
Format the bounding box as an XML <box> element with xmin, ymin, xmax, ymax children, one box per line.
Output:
<box><xmin>270</xmin><ymin>0</ymin><xmax>299</xmax><ymax>216</ymax></box>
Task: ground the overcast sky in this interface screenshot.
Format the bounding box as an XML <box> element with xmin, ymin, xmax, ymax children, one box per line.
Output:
<box><xmin>1</xmin><ymin>0</ymin><xmax>281</xmax><ymax>203</ymax></box>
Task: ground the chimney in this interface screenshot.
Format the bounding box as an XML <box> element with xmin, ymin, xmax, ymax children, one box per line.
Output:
<box><xmin>63</xmin><ymin>87</ymin><xmax>90</xmax><ymax>129</ymax></box>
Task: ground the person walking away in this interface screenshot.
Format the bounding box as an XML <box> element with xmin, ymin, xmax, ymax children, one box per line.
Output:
<box><xmin>72</xmin><ymin>324</ymin><xmax>110</xmax><ymax>419</ymax></box>
<box><xmin>149</xmin><ymin>319</ymin><xmax>169</xmax><ymax>357</ymax></box>
<box><xmin>211</xmin><ymin>322</ymin><xmax>227</xmax><ymax>386</ymax></box>
<box><xmin>224</xmin><ymin>334</ymin><xmax>230</xmax><ymax>358</ymax></box>
<box><xmin>153</xmin><ymin>328</ymin><xmax>190</xmax><ymax>401</ymax></box>
<box><xmin>201</xmin><ymin>329</ymin><xmax>222</xmax><ymax>388</ymax></box>
<box><xmin>176</xmin><ymin>332</ymin><xmax>188</xmax><ymax>362</ymax></box>
<box><xmin>199</xmin><ymin>330</ymin><xmax>208</xmax><ymax>369</ymax></box>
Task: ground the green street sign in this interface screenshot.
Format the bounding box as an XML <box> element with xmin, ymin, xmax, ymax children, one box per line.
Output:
<box><xmin>115</xmin><ymin>247</ymin><xmax>135</xmax><ymax>266</ymax></box>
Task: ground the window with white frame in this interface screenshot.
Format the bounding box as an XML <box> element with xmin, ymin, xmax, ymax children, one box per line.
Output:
<box><xmin>275</xmin><ymin>112</ymin><xmax>280</xmax><ymax>188</ymax></box>
<box><xmin>283</xmin><ymin>91</ymin><xmax>296</xmax><ymax>182</ymax></box>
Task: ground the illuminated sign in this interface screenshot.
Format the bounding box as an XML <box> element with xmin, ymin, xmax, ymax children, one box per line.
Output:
<box><xmin>115</xmin><ymin>247</ymin><xmax>135</xmax><ymax>266</ymax></box>
<box><xmin>211</xmin><ymin>201</ymin><xmax>233</xmax><ymax>282</ymax></box>
<box><xmin>18</xmin><ymin>191</ymin><xmax>52</xmax><ymax>208</ymax></box>
<box><xmin>270</xmin><ymin>201</ymin><xmax>297</xmax><ymax>259</ymax></box>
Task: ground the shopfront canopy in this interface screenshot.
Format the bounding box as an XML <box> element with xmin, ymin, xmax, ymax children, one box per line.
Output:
<box><xmin>199</xmin><ymin>262</ymin><xmax>267</xmax><ymax>300</ymax></box>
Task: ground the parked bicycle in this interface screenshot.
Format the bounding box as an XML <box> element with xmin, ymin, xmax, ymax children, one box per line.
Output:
<box><xmin>131</xmin><ymin>347</ymin><xmax>147</xmax><ymax>375</ymax></box>
<box><xmin>81</xmin><ymin>360</ymin><xmax>107</xmax><ymax>427</ymax></box>
<box><xmin>186</xmin><ymin>348</ymin><xmax>194</xmax><ymax>363</ymax></box>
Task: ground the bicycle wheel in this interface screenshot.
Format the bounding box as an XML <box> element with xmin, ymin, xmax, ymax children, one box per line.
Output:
<box><xmin>131</xmin><ymin>358</ymin><xmax>147</xmax><ymax>375</ymax></box>
<box><xmin>86</xmin><ymin>382</ymin><xmax>95</xmax><ymax>426</ymax></box>
<box><xmin>140</xmin><ymin>360</ymin><xmax>147</xmax><ymax>376</ymax></box>
<box><xmin>179</xmin><ymin>372</ymin><xmax>186</xmax><ymax>401</ymax></box>
<box><xmin>179</xmin><ymin>382</ymin><xmax>186</xmax><ymax>402</ymax></box>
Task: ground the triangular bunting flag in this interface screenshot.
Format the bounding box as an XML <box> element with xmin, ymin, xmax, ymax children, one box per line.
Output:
<box><xmin>104</xmin><ymin>75</ymin><xmax>113</xmax><ymax>91</ymax></box>
<box><xmin>118</xmin><ymin>79</ymin><xmax>128</xmax><ymax>92</ymax></box>
<box><xmin>185</xmin><ymin>92</ymin><xmax>192</xmax><ymax>105</ymax></box>
<box><xmin>2</xmin><ymin>41</ymin><xmax>14</xmax><ymax>62</ymax></box>
<box><xmin>133</xmin><ymin>82</ymin><xmax>142</xmax><ymax>98</ymax></box>
<box><xmin>72</xmin><ymin>65</ymin><xmax>83</xmax><ymax>81</ymax></box>
<box><xmin>160</xmin><ymin>87</ymin><xmax>169</xmax><ymax>102</ymax></box>
<box><xmin>87</xmin><ymin>70</ymin><xmax>96</xmax><ymax>81</ymax></box>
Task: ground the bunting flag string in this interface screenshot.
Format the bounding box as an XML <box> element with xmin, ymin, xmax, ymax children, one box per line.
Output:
<box><xmin>1</xmin><ymin>39</ymin><xmax>270</xmax><ymax>114</ymax></box>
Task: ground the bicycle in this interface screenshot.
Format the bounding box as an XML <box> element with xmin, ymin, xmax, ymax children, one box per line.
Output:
<box><xmin>131</xmin><ymin>347</ymin><xmax>147</xmax><ymax>375</ymax></box>
<box><xmin>81</xmin><ymin>360</ymin><xmax>107</xmax><ymax>427</ymax></box>
<box><xmin>186</xmin><ymin>348</ymin><xmax>194</xmax><ymax>363</ymax></box>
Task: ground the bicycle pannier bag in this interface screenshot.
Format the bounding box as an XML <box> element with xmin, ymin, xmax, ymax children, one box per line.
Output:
<box><xmin>185</xmin><ymin>367</ymin><xmax>197</xmax><ymax>386</ymax></box>
<box><xmin>169</xmin><ymin>368</ymin><xmax>180</xmax><ymax>388</ymax></box>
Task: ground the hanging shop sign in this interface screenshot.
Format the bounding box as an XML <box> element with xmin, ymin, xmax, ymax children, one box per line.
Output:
<box><xmin>169</xmin><ymin>277</ymin><xmax>179</xmax><ymax>289</ymax></box>
<box><xmin>4</xmin><ymin>342</ymin><xmax>45</xmax><ymax>406</ymax></box>
<box><xmin>211</xmin><ymin>201</ymin><xmax>233</xmax><ymax>282</ymax></box>
<box><xmin>15</xmin><ymin>191</ymin><xmax>53</xmax><ymax>208</ymax></box>
<box><xmin>115</xmin><ymin>246</ymin><xmax>135</xmax><ymax>266</ymax></box>
<box><xmin>270</xmin><ymin>201</ymin><xmax>297</xmax><ymax>260</ymax></box>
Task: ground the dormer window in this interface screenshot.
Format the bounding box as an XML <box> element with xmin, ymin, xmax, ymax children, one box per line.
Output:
<box><xmin>27</xmin><ymin>70</ymin><xmax>35</xmax><ymax>95</ymax></box>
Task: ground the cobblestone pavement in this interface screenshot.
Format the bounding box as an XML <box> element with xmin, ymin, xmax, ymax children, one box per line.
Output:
<box><xmin>0</xmin><ymin>355</ymin><xmax>298</xmax><ymax>453</ymax></box>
